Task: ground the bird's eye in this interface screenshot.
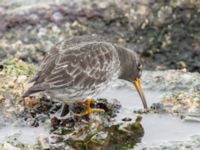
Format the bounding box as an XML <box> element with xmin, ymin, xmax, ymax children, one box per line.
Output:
<box><xmin>137</xmin><ymin>63</ymin><xmax>142</xmax><ymax>77</ymax></box>
<box><xmin>137</xmin><ymin>63</ymin><xmax>142</xmax><ymax>70</ymax></box>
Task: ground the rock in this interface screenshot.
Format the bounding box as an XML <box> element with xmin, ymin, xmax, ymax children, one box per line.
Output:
<box><xmin>38</xmin><ymin>135</ymin><xmax>50</xmax><ymax>150</ymax></box>
<box><xmin>137</xmin><ymin>5</ymin><xmax>151</xmax><ymax>16</ymax></box>
<box><xmin>0</xmin><ymin>95</ymin><xmax>5</xmax><ymax>103</ymax></box>
<box><xmin>49</xmin><ymin>135</ymin><xmax>63</xmax><ymax>144</ymax></box>
<box><xmin>52</xmin><ymin>25</ymin><xmax>61</xmax><ymax>33</ymax></box>
<box><xmin>150</xmin><ymin>103</ymin><xmax>165</xmax><ymax>113</ymax></box>
<box><xmin>135</xmin><ymin>0</ymin><xmax>155</xmax><ymax>5</ymax></box>
<box><xmin>177</xmin><ymin>61</ymin><xmax>187</xmax><ymax>69</ymax></box>
<box><xmin>172</xmin><ymin>105</ymin><xmax>186</xmax><ymax>114</ymax></box>
<box><xmin>157</xmin><ymin>6</ymin><xmax>172</xmax><ymax>24</ymax></box>
<box><xmin>176</xmin><ymin>0</ymin><xmax>190</xmax><ymax>7</ymax></box>
<box><xmin>184</xmin><ymin>116</ymin><xmax>200</xmax><ymax>122</ymax></box>
<box><xmin>29</xmin><ymin>14</ymin><xmax>39</xmax><ymax>24</ymax></box>
<box><xmin>38</xmin><ymin>28</ymin><xmax>47</xmax><ymax>37</ymax></box>
<box><xmin>16</xmin><ymin>75</ymin><xmax>27</xmax><ymax>83</ymax></box>
<box><xmin>0</xmin><ymin>48</ymin><xmax>7</xmax><ymax>61</ymax></box>
<box><xmin>51</xmin><ymin>12</ymin><xmax>64</xmax><ymax>24</ymax></box>
<box><xmin>122</xmin><ymin>117</ymin><xmax>132</xmax><ymax>122</ymax></box>
<box><xmin>1</xmin><ymin>143</ymin><xmax>20</xmax><ymax>150</ymax></box>
<box><xmin>0</xmin><ymin>1</ymin><xmax>200</xmax><ymax>149</ymax></box>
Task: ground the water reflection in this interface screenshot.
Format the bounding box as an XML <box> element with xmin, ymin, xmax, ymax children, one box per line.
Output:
<box><xmin>68</xmin><ymin>116</ymin><xmax>144</xmax><ymax>150</ymax></box>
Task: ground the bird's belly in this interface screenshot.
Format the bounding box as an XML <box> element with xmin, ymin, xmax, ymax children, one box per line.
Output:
<box><xmin>46</xmin><ymin>85</ymin><xmax>106</xmax><ymax>103</ymax></box>
<box><xmin>46</xmin><ymin>71</ymin><xmax>119</xmax><ymax>103</ymax></box>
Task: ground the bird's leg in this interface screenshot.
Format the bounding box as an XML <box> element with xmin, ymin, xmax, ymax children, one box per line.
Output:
<box><xmin>75</xmin><ymin>98</ymin><xmax>105</xmax><ymax>116</ymax></box>
<box><xmin>53</xmin><ymin>103</ymin><xmax>69</xmax><ymax>118</ymax></box>
<box><xmin>60</xmin><ymin>103</ymin><xmax>69</xmax><ymax>117</ymax></box>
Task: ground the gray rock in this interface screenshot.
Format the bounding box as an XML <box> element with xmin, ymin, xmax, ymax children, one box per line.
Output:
<box><xmin>51</xmin><ymin>12</ymin><xmax>64</xmax><ymax>23</ymax></box>
<box><xmin>29</xmin><ymin>14</ymin><xmax>39</xmax><ymax>24</ymax></box>
<box><xmin>38</xmin><ymin>27</ymin><xmax>47</xmax><ymax>37</ymax></box>
<box><xmin>0</xmin><ymin>48</ymin><xmax>7</xmax><ymax>61</ymax></box>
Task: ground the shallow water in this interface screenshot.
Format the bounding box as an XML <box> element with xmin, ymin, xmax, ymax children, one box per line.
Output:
<box><xmin>0</xmin><ymin>125</ymin><xmax>49</xmax><ymax>145</ymax></box>
<box><xmin>100</xmin><ymin>82</ymin><xmax>200</xmax><ymax>147</ymax></box>
<box><xmin>0</xmin><ymin>80</ymin><xmax>200</xmax><ymax>148</ymax></box>
<box><xmin>140</xmin><ymin>114</ymin><xmax>200</xmax><ymax>147</ymax></box>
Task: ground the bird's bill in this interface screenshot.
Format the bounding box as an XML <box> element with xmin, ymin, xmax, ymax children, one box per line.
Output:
<box><xmin>133</xmin><ymin>78</ymin><xmax>148</xmax><ymax>109</ymax></box>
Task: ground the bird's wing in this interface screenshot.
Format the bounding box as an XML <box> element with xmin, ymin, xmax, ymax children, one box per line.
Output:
<box><xmin>30</xmin><ymin>35</ymin><xmax>106</xmax><ymax>83</ymax></box>
<box><xmin>46</xmin><ymin>42</ymin><xmax>118</xmax><ymax>89</ymax></box>
<box><xmin>23</xmin><ymin>42</ymin><xmax>119</xmax><ymax>96</ymax></box>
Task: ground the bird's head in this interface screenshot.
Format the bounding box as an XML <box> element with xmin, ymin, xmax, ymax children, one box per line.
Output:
<box><xmin>132</xmin><ymin>60</ymin><xmax>148</xmax><ymax>109</ymax></box>
<box><xmin>118</xmin><ymin>47</ymin><xmax>148</xmax><ymax>109</ymax></box>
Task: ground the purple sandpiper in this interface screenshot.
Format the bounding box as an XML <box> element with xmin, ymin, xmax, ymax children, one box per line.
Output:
<box><xmin>23</xmin><ymin>35</ymin><xmax>147</xmax><ymax>115</ymax></box>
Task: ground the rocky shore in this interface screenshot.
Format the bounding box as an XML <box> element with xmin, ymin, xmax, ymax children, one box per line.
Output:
<box><xmin>0</xmin><ymin>0</ymin><xmax>200</xmax><ymax>149</ymax></box>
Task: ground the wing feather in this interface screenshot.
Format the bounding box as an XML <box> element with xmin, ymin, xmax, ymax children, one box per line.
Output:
<box><xmin>23</xmin><ymin>36</ymin><xmax>119</xmax><ymax>97</ymax></box>
<box><xmin>46</xmin><ymin>42</ymin><xmax>118</xmax><ymax>89</ymax></box>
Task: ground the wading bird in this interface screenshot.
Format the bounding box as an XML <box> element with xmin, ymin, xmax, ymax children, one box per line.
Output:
<box><xmin>23</xmin><ymin>36</ymin><xmax>147</xmax><ymax>116</ymax></box>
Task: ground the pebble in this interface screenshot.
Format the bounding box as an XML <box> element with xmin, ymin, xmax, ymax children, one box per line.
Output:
<box><xmin>184</xmin><ymin>116</ymin><xmax>200</xmax><ymax>122</ymax></box>
<box><xmin>177</xmin><ymin>61</ymin><xmax>187</xmax><ymax>69</ymax></box>
<box><xmin>52</xmin><ymin>25</ymin><xmax>61</xmax><ymax>33</ymax></box>
<box><xmin>0</xmin><ymin>48</ymin><xmax>7</xmax><ymax>60</ymax></box>
<box><xmin>38</xmin><ymin>28</ymin><xmax>47</xmax><ymax>37</ymax></box>
<box><xmin>0</xmin><ymin>95</ymin><xmax>4</xmax><ymax>103</ymax></box>
<box><xmin>49</xmin><ymin>135</ymin><xmax>63</xmax><ymax>144</ymax></box>
<box><xmin>16</xmin><ymin>75</ymin><xmax>27</xmax><ymax>83</ymax></box>
<box><xmin>51</xmin><ymin>12</ymin><xmax>64</xmax><ymax>23</ymax></box>
<box><xmin>1</xmin><ymin>142</ymin><xmax>20</xmax><ymax>150</ymax></box>
<box><xmin>38</xmin><ymin>135</ymin><xmax>50</xmax><ymax>150</ymax></box>
<box><xmin>122</xmin><ymin>117</ymin><xmax>132</xmax><ymax>122</ymax></box>
<box><xmin>29</xmin><ymin>14</ymin><xmax>40</xmax><ymax>24</ymax></box>
<box><xmin>158</xmin><ymin>6</ymin><xmax>172</xmax><ymax>23</ymax></box>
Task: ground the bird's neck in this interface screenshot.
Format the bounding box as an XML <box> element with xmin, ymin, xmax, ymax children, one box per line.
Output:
<box><xmin>115</xmin><ymin>45</ymin><xmax>135</xmax><ymax>82</ymax></box>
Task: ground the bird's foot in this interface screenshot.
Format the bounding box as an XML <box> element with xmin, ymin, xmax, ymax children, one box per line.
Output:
<box><xmin>75</xmin><ymin>108</ymin><xmax>105</xmax><ymax>117</ymax></box>
<box><xmin>75</xmin><ymin>98</ymin><xmax>105</xmax><ymax>117</ymax></box>
<box><xmin>59</xmin><ymin>103</ymin><xmax>69</xmax><ymax>117</ymax></box>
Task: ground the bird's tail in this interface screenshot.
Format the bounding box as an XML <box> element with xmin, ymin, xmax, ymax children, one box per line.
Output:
<box><xmin>22</xmin><ymin>83</ymin><xmax>49</xmax><ymax>97</ymax></box>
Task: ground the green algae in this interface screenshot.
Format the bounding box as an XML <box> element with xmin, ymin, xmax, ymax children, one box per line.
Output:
<box><xmin>3</xmin><ymin>58</ymin><xmax>35</xmax><ymax>77</ymax></box>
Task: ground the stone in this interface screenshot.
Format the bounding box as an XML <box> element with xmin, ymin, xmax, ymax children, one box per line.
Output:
<box><xmin>0</xmin><ymin>48</ymin><xmax>7</xmax><ymax>60</ymax></box>
<box><xmin>1</xmin><ymin>143</ymin><xmax>20</xmax><ymax>150</ymax></box>
<box><xmin>51</xmin><ymin>12</ymin><xmax>64</xmax><ymax>23</ymax></box>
